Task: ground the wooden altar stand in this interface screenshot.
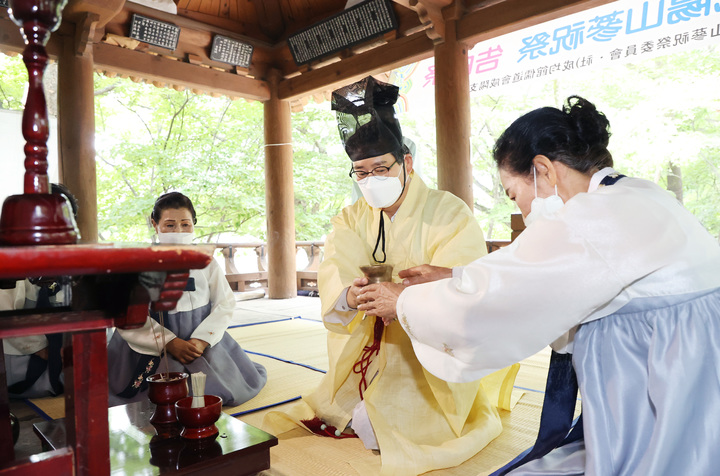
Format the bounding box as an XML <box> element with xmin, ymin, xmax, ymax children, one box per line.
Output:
<box><xmin>0</xmin><ymin>244</ymin><xmax>274</xmax><ymax>476</ymax></box>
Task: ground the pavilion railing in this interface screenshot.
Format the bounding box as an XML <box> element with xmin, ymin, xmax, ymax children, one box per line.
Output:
<box><xmin>211</xmin><ymin>231</ymin><xmax>521</xmax><ymax>295</ymax></box>
<box><xmin>213</xmin><ymin>241</ymin><xmax>324</xmax><ymax>293</ymax></box>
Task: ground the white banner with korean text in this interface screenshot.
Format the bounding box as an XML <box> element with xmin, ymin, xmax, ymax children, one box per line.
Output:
<box><xmin>393</xmin><ymin>0</ymin><xmax>720</xmax><ymax>111</ymax></box>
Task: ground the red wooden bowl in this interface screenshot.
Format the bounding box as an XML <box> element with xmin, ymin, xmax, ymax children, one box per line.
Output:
<box><xmin>147</xmin><ymin>372</ymin><xmax>189</xmax><ymax>424</ymax></box>
<box><xmin>175</xmin><ymin>395</ymin><xmax>223</xmax><ymax>440</ymax></box>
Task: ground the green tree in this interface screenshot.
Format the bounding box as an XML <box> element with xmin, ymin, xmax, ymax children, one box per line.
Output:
<box><xmin>94</xmin><ymin>75</ymin><xmax>268</xmax><ymax>243</ymax></box>
<box><xmin>291</xmin><ymin>102</ymin><xmax>352</xmax><ymax>241</ymax></box>
<box><xmin>0</xmin><ymin>52</ymin><xmax>26</xmax><ymax>111</ymax></box>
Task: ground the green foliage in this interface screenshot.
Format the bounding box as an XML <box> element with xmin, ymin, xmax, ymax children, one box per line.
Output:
<box><xmin>1</xmin><ymin>45</ymin><xmax>719</xmax><ymax>245</ymax></box>
<box><xmin>0</xmin><ymin>53</ymin><xmax>26</xmax><ymax>111</ymax></box>
<box><xmin>93</xmin><ymin>75</ymin><xmax>353</xmax><ymax>243</ymax></box>
<box><xmin>452</xmin><ymin>46</ymin><xmax>720</xmax><ymax>240</ymax></box>
<box><xmin>291</xmin><ymin>103</ymin><xmax>352</xmax><ymax>241</ymax></box>
<box><xmin>94</xmin><ymin>75</ymin><xmax>268</xmax><ymax>242</ymax></box>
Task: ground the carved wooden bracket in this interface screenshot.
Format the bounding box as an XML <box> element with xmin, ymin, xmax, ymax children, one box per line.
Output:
<box><xmin>75</xmin><ymin>11</ymin><xmax>99</xmax><ymax>56</ymax></box>
<box><xmin>409</xmin><ymin>0</ymin><xmax>444</xmax><ymax>42</ymax></box>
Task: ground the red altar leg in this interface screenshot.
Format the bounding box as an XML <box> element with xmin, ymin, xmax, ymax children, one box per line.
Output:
<box><xmin>0</xmin><ymin>348</ymin><xmax>14</xmax><ymax>464</ymax></box>
<box><xmin>0</xmin><ymin>0</ymin><xmax>77</xmax><ymax>246</ymax></box>
<box><xmin>63</xmin><ymin>331</ymin><xmax>110</xmax><ymax>476</ymax></box>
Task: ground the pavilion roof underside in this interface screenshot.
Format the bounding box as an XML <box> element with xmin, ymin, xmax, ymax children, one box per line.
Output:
<box><xmin>0</xmin><ymin>0</ymin><xmax>614</xmax><ymax>107</ymax></box>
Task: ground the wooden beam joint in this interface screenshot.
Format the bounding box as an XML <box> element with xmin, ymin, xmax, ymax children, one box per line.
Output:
<box><xmin>75</xmin><ymin>12</ymin><xmax>99</xmax><ymax>57</ymax></box>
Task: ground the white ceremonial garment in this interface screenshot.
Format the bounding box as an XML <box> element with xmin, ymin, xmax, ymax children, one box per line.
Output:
<box><xmin>3</xmin><ymin>280</ymin><xmax>68</xmax><ymax>356</ymax></box>
<box><xmin>3</xmin><ymin>280</ymin><xmax>70</xmax><ymax>398</ymax></box>
<box><xmin>116</xmin><ymin>259</ymin><xmax>233</xmax><ymax>355</ymax></box>
<box><xmin>1</xmin><ymin>282</ymin><xmax>31</xmax><ymax>355</ymax></box>
<box><xmin>397</xmin><ymin>168</ymin><xmax>720</xmax><ymax>382</ymax></box>
<box><xmin>397</xmin><ymin>168</ymin><xmax>720</xmax><ymax>475</ymax></box>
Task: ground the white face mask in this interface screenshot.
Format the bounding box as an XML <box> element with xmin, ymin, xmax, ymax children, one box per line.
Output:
<box><xmin>524</xmin><ymin>166</ymin><xmax>565</xmax><ymax>226</ymax></box>
<box><xmin>156</xmin><ymin>231</ymin><xmax>194</xmax><ymax>244</ymax></box>
<box><xmin>357</xmin><ymin>175</ymin><xmax>404</xmax><ymax>209</ymax></box>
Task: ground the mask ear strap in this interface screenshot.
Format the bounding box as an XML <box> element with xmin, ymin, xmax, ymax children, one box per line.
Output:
<box><xmin>533</xmin><ymin>165</ymin><xmax>538</xmax><ymax>198</ymax></box>
<box><xmin>398</xmin><ymin>159</ymin><xmax>408</xmax><ymax>196</ymax></box>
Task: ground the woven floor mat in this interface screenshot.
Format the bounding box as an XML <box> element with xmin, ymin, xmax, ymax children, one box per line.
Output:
<box><xmin>247</xmin><ymin>391</ymin><xmax>547</xmax><ymax>476</ymax></box>
<box><xmin>228</xmin><ymin>318</ymin><xmax>329</xmax><ymax>370</ymax></box>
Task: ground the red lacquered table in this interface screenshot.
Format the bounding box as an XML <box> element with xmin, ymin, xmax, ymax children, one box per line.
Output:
<box><xmin>33</xmin><ymin>398</ymin><xmax>277</xmax><ymax>475</ymax></box>
<box><xmin>0</xmin><ymin>244</ymin><xmax>213</xmax><ymax>476</ymax></box>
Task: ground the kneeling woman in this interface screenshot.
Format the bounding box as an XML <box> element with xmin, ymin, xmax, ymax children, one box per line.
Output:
<box><xmin>108</xmin><ymin>192</ymin><xmax>267</xmax><ymax>407</ymax></box>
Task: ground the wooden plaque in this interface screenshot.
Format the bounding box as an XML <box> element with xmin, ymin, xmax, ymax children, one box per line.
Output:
<box><xmin>287</xmin><ymin>0</ymin><xmax>397</xmax><ymax>65</ymax></box>
<box><xmin>129</xmin><ymin>13</ymin><xmax>180</xmax><ymax>51</ymax></box>
<box><xmin>210</xmin><ymin>35</ymin><xmax>254</xmax><ymax>68</ymax></box>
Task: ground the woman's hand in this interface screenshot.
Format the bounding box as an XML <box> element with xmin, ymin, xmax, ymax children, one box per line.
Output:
<box><xmin>187</xmin><ymin>338</ymin><xmax>208</xmax><ymax>354</ymax></box>
<box><xmin>399</xmin><ymin>265</ymin><xmax>452</xmax><ymax>286</ymax></box>
<box><xmin>346</xmin><ymin>276</ymin><xmax>369</xmax><ymax>309</ymax></box>
<box><xmin>356</xmin><ymin>282</ymin><xmax>405</xmax><ymax>325</ymax></box>
<box><xmin>165</xmin><ymin>338</ymin><xmax>205</xmax><ymax>365</ymax></box>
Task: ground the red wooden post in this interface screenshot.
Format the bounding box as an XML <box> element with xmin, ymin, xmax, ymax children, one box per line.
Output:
<box><xmin>0</xmin><ymin>0</ymin><xmax>78</xmax><ymax>246</ymax></box>
<box><xmin>0</xmin><ymin>350</ymin><xmax>14</xmax><ymax>464</ymax></box>
<box><xmin>64</xmin><ymin>331</ymin><xmax>110</xmax><ymax>476</ymax></box>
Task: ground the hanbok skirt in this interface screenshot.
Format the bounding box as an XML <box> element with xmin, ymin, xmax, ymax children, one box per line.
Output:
<box><xmin>509</xmin><ymin>287</ymin><xmax>720</xmax><ymax>475</ymax></box>
<box><xmin>108</xmin><ymin>303</ymin><xmax>267</xmax><ymax>407</ymax></box>
<box><xmin>4</xmin><ymin>354</ymin><xmax>63</xmax><ymax>399</ymax></box>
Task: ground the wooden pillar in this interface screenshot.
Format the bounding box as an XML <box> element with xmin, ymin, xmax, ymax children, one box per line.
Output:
<box><xmin>57</xmin><ymin>18</ymin><xmax>99</xmax><ymax>243</ymax></box>
<box><xmin>64</xmin><ymin>331</ymin><xmax>110</xmax><ymax>475</ymax></box>
<box><xmin>434</xmin><ymin>20</ymin><xmax>473</xmax><ymax>209</ymax></box>
<box><xmin>264</xmin><ymin>69</ymin><xmax>297</xmax><ymax>299</ymax></box>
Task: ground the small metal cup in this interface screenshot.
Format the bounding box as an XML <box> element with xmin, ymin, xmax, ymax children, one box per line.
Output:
<box><xmin>359</xmin><ymin>264</ymin><xmax>393</xmax><ymax>283</ymax></box>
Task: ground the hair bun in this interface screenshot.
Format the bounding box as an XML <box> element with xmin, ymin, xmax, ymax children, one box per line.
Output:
<box><xmin>564</xmin><ymin>96</ymin><xmax>611</xmax><ymax>150</ymax></box>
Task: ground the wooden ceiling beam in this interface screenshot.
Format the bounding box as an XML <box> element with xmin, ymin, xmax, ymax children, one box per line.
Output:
<box><xmin>458</xmin><ymin>0</ymin><xmax>617</xmax><ymax>46</ymax></box>
<box><xmin>63</xmin><ymin>0</ymin><xmax>125</xmax><ymax>28</ymax></box>
<box><xmin>0</xmin><ymin>15</ymin><xmax>27</xmax><ymax>55</ymax></box>
<box><xmin>277</xmin><ymin>30</ymin><xmax>434</xmax><ymax>101</ymax></box>
<box><xmin>93</xmin><ymin>42</ymin><xmax>271</xmax><ymax>101</ymax></box>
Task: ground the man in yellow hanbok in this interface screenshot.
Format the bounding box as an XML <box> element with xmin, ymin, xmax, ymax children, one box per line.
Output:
<box><xmin>265</xmin><ymin>76</ymin><xmax>518</xmax><ymax>476</ymax></box>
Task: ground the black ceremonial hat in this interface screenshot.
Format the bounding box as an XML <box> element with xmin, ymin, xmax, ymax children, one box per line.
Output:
<box><xmin>331</xmin><ymin>76</ymin><xmax>403</xmax><ymax>162</ymax></box>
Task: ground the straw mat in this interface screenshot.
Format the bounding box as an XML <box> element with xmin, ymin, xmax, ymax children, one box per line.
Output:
<box><xmin>239</xmin><ymin>346</ymin><xmax>570</xmax><ymax>476</ymax></box>
<box><xmin>223</xmin><ymin>353</ymin><xmax>324</xmax><ymax>416</ymax></box>
<box><xmin>247</xmin><ymin>391</ymin><xmax>549</xmax><ymax>476</ymax></box>
<box><xmin>26</xmin><ymin>393</ymin><xmax>64</xmax><ymax>421</ymax></box>
<box><xmin>227</xmin><ymin>318</ymin><xmax>329</xmax><ymax>371</ymax></box>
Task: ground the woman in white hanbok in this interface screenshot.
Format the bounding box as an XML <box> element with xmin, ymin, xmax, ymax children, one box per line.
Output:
<box><xmin>357</xmin><ymin>96</ymin><xmax>720</xmax><ymax>475</ymax></box>
<box><xmin>108</xmin><ymin>192</ymin><xmax>266</xmax><ymax>407</ymax></box>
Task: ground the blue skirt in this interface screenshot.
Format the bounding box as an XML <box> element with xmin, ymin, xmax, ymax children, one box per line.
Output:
<box><xmin>510</xmin><ymin>287</ymin><xmax>720</xmax><ymax>475</ymax></box>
